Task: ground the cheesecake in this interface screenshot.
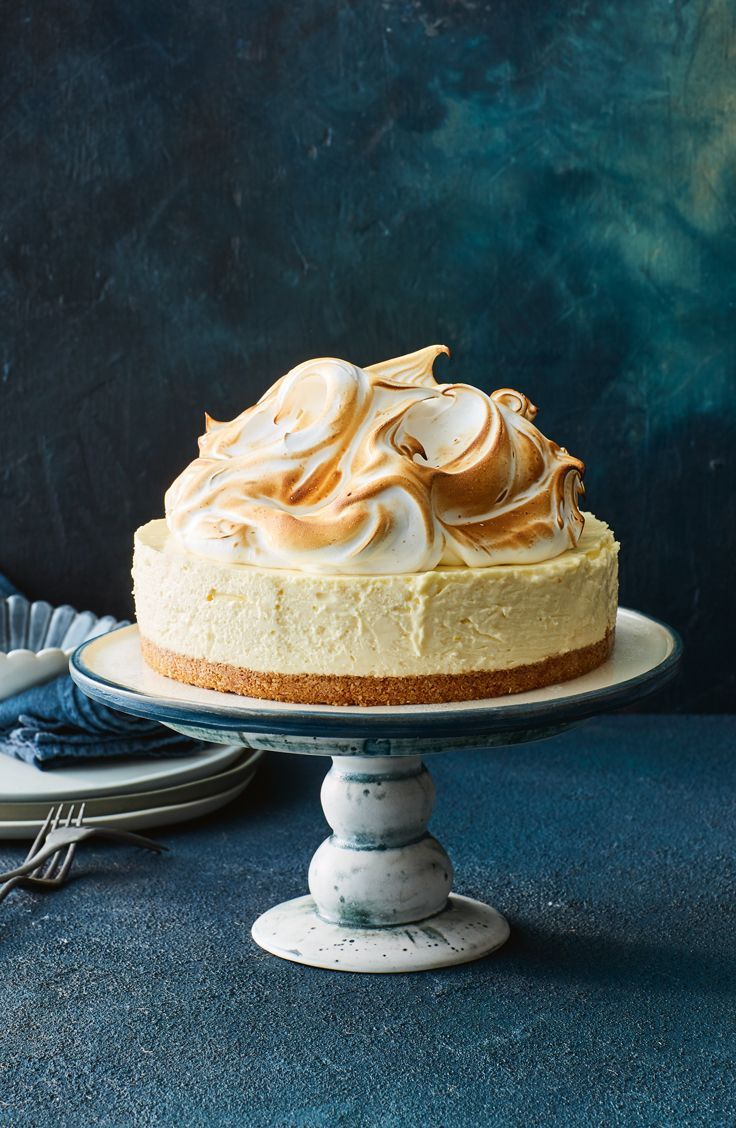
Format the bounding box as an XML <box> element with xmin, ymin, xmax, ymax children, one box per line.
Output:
<box><xmin>133</xmin><ymin>345</ymin><xmax>618</xmax><ymax>705</ymax></box>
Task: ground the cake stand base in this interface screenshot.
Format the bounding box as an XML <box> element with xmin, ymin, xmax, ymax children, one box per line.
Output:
<box><xmin>251</xmin><ymin>893</ymin><xmax>510</xmax><ymax>973</ymax></box>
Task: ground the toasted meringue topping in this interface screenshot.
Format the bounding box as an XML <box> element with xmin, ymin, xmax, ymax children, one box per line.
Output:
<box><xmin>165</xmin><ymin>346</ymin><xmax>585</xmax><ymax>573</ymax></box>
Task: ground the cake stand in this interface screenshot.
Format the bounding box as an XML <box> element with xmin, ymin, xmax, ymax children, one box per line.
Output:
<box><xmin>71</xmin><ymin>608</ymin><xmax>681</xmax><ymax>974</ymax></box>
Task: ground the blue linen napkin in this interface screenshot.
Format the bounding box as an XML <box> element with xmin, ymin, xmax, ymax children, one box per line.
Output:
<box><xmin>1</xmin><ymin>575</ymin><xmax>202</xmax><ymax>768</ymax></box>
<box><xmin>0</xmin><ymin>675</ymin><xmax>199</xmax><ymax>768</ymax></box>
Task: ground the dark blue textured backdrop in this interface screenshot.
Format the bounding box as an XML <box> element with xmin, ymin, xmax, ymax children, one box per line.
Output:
<box><xmin>0</xmin><ymin>1</ymin><xmax>733</xmax><ymax>708</ymax></box>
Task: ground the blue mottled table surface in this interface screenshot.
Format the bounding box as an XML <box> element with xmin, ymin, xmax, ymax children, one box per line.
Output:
<box><xmin>1</xmin><ymin>715</ymin><xmax>734</xmax><ymax>1127</ymax></box>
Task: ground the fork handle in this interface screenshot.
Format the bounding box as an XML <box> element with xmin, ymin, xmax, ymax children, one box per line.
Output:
<box><xmin>0</xmin><ymin>829</ymin><xmax>167</xmax><ymax>881</ymax></box>
<box><xmin>0</xmin><ymin>874</ymin><xmax>72</xmax><ymax>901</ymax></box>
<box><xmin>0</xmin><ymin>847</ymin><xmax>65</xmax><ymax>882</ymax></box>
<box><xmin>0</xmin><ymin>876</ymin><xmax>24</xmax><ymax>904</ymax></box>
<box><xmin>86</xmin><ymin>828</ymin><xmax>168</xmax><ymax>852</ymax></box>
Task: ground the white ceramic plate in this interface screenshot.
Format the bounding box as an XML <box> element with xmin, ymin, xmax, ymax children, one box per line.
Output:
<box><xmin>0</xmin><ymin>748</ymin><xmax>262</xmax><ymax>822</ymax></box>
<box><xmin>0</xmin><ymin>741</ymin><xmax>244</xmax><ymax>802</ymax></box>
<box><xmin>0</xmin><ymin>775</ymin><xmax>256</xmax><ymax>840</ymax></box>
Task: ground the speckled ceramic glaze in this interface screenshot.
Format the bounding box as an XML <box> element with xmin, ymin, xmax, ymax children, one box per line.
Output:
<box><xmin>251</xmin><ymin>751</ymin><xmax>510</xmax><ymax>972</ymax></box>
<box><xmin>71</xmin><ymin>609</ymin><xmax>681</xmax><ymax>973</ymax></box>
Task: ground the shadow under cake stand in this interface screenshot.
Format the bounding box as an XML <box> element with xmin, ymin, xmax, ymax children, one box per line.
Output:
<box><xmin>71</xmin><ymin>609</ymin><xmax>681</xmax><ymax>974</ymax></box>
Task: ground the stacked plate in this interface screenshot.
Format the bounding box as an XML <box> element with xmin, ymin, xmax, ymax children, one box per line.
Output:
<box><xmin>0</xmin><ymin>743</ymin><xmax>262</xmax><ymax>839</ymax></box>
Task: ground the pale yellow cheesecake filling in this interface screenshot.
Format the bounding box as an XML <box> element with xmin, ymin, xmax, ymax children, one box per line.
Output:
<box><xmin>133</xmin><ymin>513</ymin><xmax>618</xmax><ymax>679</ymax></box>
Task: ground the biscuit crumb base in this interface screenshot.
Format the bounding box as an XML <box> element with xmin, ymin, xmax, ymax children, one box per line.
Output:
<box><xmin>140</xmin><ymin>630</ymin><xmax>614</xmax><ymax>707</ymax></box>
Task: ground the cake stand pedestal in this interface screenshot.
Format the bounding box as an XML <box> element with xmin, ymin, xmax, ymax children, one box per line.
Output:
<box><xmin>251</xmin><ymin>748</ymin><xmax>508</xmax><ymax>971</ymax></box>
<box><xmin>71</xmin><ymin>608</ymin><xmax>681</xmax><ymax>974</ymax></box>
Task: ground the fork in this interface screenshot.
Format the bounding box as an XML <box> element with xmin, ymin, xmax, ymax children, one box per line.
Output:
<box><xmin>0</xmin><ymin>803</ymin><xmax>86</xmax><ymax>904</ymax></box>
<box><xmin>0</xmin><ymin>803</ymin><xmax>167</xmax><ymax>899</ymax></box>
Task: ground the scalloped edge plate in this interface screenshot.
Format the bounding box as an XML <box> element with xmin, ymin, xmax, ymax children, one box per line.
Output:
<box><xmin>0</xmin><ymin>648</ymin><xmax>70</xmax><ymax>700</ymax></box>
<box><xmin>0</xmin><ymin>595</ymin><xmax>127</xmax><ymax>700</ymax></box>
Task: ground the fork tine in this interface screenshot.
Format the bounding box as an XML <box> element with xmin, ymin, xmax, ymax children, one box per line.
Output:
<box><xmin>48</xmin><ymin>804</ymin><xmax>76</xmax><ymax>877</ymax></box>
<box><xmin>25</xmin><ymin>806</ymin><xmax>56</xmax><ymax>865</ymax></box>
<box><xmin>0</xmin><ymin>805</ymin><xmax>66</xmax><ymax>900</ymax></box>
<box><xmin>50</xmin><ymin>803</ymin><xmax>64</xmax><ymax>833</ymax></box>
<box><xmin>52</xmin><ymin>804</ymin><xmax>85</xmax><ymax>886</ymax></box>
<box><xmin>35</xmin><ymin>803</ymin><xmax>67</xmax><ymax>881</ymax></box>
<box><xmin>28</xmin><ymin>804</ymin><xmax>61</xmax><ymax>879</ymax></box>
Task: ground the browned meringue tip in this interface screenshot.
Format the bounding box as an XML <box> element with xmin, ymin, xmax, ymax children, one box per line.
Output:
<box><xmin>491</xmin><ymin>388</ymin><xmax>538</xmax><ymax>421</ymax></box>
<box><xmin>167</xmin><ymin>347</ymin><xmax>586</xmax><ymax>574</ymax></box>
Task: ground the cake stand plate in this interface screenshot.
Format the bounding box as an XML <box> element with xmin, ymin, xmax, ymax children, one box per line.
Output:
<box><xmin>71</xmin><ymin>609</ymin><xmax>681</xmax><ymax>974</ymax></box>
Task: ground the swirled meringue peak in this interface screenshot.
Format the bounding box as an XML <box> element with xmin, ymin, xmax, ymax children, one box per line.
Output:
<box><xmin>165</xmin><ymin>346</ymin><xmax>585</xmax><ymax>574</ymax></box>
